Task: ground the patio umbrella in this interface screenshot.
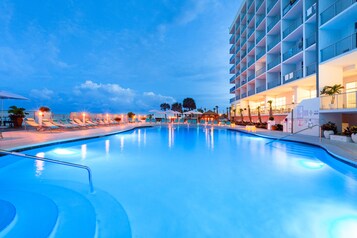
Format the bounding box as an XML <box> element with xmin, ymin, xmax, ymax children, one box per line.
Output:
<box><xmin>0</xmin><ymin>90</ymin><xmax>28</xmax><ymax>126</ymax></box>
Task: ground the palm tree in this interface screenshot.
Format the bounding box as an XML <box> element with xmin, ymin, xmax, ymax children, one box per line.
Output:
<box><xmin>267</xmin><ymin>100</ymin><xmax>274</xmax><ymax>121</ymax></box>
<box><xmin>248</xmin><ymin>105</ymin><xmax>252</xmax><ymax>123</ymax></box>
<box><xmin>183</xmin><ymin>98</ymin><xmax>196</xmax><ymax>111</ymax></box>
<box><xmin>257</xmin><ymin>106</ymin><xmax>262</xmax><ymax>123</ymax></box>
<box><xmin>239</xmin><ymin>108</ymin><xmax>244</xmax><ymax>122</ymax></box>
<box><xmin>320</xmin><ymin>84</ymin><xmax>344</xmax><ymax>104</ymax></box>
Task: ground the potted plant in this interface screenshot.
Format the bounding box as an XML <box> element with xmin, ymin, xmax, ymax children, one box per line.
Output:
<box><xmin>350</xmin><ymin>126</ymin><xmax>357</xmax><ymax>143</ymax></box>
<box><xmin>8</xmin><ymin>105</ymin><xmax>28</xmax><ymax>128</ymax></box>
<box><xmin>321</xmin><ymin>121</ymin><xmax>337</xmax><ymax>139</ymax></box>
<box><xmin>320</xmin><ymin>84</ymin><xmax>344</xmax><ymax>109</ymax></box>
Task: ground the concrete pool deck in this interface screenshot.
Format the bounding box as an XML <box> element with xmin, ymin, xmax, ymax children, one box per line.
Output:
<box><xmin>0</xmin><ymin>123</ymin><xmax>356</xmax><ymax>166</ymax></box>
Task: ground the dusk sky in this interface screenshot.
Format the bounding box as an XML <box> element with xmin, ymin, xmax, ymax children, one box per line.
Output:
<box><xmin>0</xmin><ymin>0</ymin><xmax>242</xmax><ymax>114</ymax></box>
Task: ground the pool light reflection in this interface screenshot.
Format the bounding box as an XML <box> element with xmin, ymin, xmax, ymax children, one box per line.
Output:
<box><xmin>329</xmin><ymin>215</ymin><xmax>357</xmax><ymax>238</ymax></box>
<box><xmin>52</xmin><ymin>148</ymin><xmax>78</xmax><ymax>155</ymax></box>
<box><xmin>299</xmin><ymin>159</ymin><xmax>324</xmax><ymax>169</ymax></box>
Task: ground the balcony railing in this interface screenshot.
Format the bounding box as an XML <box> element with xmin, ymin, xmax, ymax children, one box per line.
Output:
<box><xmin>241</xmin><ymin>65</ymin><xmax>247</xmax><ymax>72</ymax></box>
<box><xmin>306</xmin><ymin>32</ymin><xmax>317</xmax><ymax>48</ymax></box>
<box><xmin>283</xmin><ymin>41</ymin><xmax>303</xmax><ymax>61</ymax></box>
<box><xmin>267</xmin><ymin>0</ymin><xmax>278</xmax><ymax>13</ymax></box>
<box><xmin>230</xmin><ymin>34</ymin><xmax>235</xmax><ymax>44</ymax></box>
<box><xmin>241</xmin><ymin>24</ymin><xmax>247</xmax><ymax>34</ymax></box>
<box><xmin>256</xmin><ymin>48</ymin><xmax>266</xmax><ymax>60</ymax></box>
<box><xmin>241</xmin><ymin>38</ymin><xmax>247</xmax><ymax>47</ymax></box>
<box><xmin>306</xmin><ymin>62</ymin><xmax>317</xmax><ymax>76</ymax></box>
<box><xmin>283</xmin><ymin>0</ymin><xmax>300</xmax><ymax>16</ymax></box>
<box><xmin>321</xmin><ymin>33</ymin><xmax>357</xmax><ymax>62</ymax></box>
<box><xmin>230</xmin><ymin>86</ymin><xmax>236</xmax><ymax>93</ymax></box>
<box><xmin>248</xmin><ymin>27</ymin><xmax>254</xmax><ymax>38</ymax></box>
<box><xmin>230</xmin><ymin>65</ymin><xmax>235</xmax><ymax>74</ymax></box>
<box><xmin>248</xmin><ymin>0</ymin><xmax>254</xmax><ymax>10</ymax></box>
<box><xmin>267</xmin><ymin>55</ymin><xmax>281</xmax><ymax>70</ymax></box>
<box><xmin>241</xmin><ymin>51</ymin><xmax>247</xmax><ymax>59</ymax></box>
<box><xmin>247</xmin><ymin>14</ymin><xmax>254</xmax><ymax>24</ymax></box>
<box><xmin>256</xmin><ymin>31</ymin><xmax>265</xmax><ymax>44</ymax></box>
<box><xmin>321</xmin><ymin>0</ymin><xmax>357</xmax><ymax>25</ymax></box>
<box><xmin>267</xmin><ymin>34</ymin><xmax>281</xmax><ymax>51</ymax></box>
<box><xmin>230</xmin><ymin>45</ymin><xmax>235</xmax><ymax>54</ymax></box>
<box><xmin>248</xmin><ymin>44</ymin><xmax>254</xmax><ymax>53</ymax></box>
<box><xmin>241</xmin><ymin>79</ymin><xmax>247</xmax><ymax>85</ymax></box>
<box><xmin>256</xmin><ymin>14</ymin><xmax>265</xmax><ymax>28</ymax></box>
<box><xmin>283</xmin><ymin>68</ymin><xmax>303</xmax><ymax>83</ymax></box>
<box><xmin>230</xmin><ymin>75</ymin><xmax>235</xmax><ymax>83</ymax></box>
<box><xmin>230</xmin><ymin>97</ymin><xmax>236</xmax><ymax>103</ymax></box>
<box><xmin>267</xmin><ymin>15</ymin><xmax>280</xmax><ymax>33</ymax></box>
<box><xmin>306</xmin><ymin>2</ymin><xmax>317</xmax><ymax>20</ymax></box>
<box><xmin>250</xmin><ymin>103</ymin><xmax>296</xmax><ymax>115</ymax></box>
<box><xmin>241</xmin><ymin>93</ymin><xmax>247</xmax><ymax>98</ymax></box>
<box><xmin>283</xmin><ymin>16</ymin><xmax>303</xmax><ymax>38</ymax></box>
<box><xmin>248</xmin><ymin>73</ymin><xmax>255</xmax><ymax>81</ymax></box>
<box><xmin>256</xmin><ymin>0</ymin><xmax>263</xmax><ymax>11</ymax></box>
<box><xmin>256</xmin><ymin>66</ymin><xmax>266</xmax><ymax>76</ymax></box>
<box><xmin>248</xmin><ymin>89</ymin><xmax>255</xmax><ymax>96</ymax></box>
<box><xmin>241</xmin><ymin>12</ymin><xmax>246</xmax><ymax>21</ymax></box>
<box><xmin>230</xmin><ymin>55</ymin><xmax>235</xmax><ymax>63</ymax></box>
<box><xmin>268</xmin><ymin>78</ymin><xmax>281</xmax><ymax>89</ymax></box>
<box><xmin>320</xmin><ymin>90</ymin><xmax>357</xmax><ymax>110</ymax></box>
<box><xmin>256</xmin><ymin>85</ymin><xmax>266</xmax><ymax>93</ymax></box>
<box><xmin>248</xmin><ymin>58</ymin><xmax>255</xmax><ymax>67</ymax></box>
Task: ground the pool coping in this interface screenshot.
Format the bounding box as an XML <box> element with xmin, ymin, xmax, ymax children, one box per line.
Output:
<box><xmin>227</xmin><ymin>127</ymin><xmax>357</xmax><ymax>168</ymax></box>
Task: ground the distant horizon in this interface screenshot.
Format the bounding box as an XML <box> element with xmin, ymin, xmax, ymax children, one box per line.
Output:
<box><xmin>0</xmin><ymin>0</ymin><xmax>242</xmax><ymax>113</ymax></box>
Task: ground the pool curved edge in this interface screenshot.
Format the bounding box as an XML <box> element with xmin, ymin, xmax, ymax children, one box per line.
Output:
<box><xmin>227</xmin><ymin>127</ymin><xmax>357</xmax><ymax>168</ymax></box>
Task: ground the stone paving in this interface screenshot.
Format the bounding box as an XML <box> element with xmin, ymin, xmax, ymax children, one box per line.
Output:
<box><xmin>0</xmin><ymin>123</ymin><xmax>356</xmax><ymax>166</ymax></box>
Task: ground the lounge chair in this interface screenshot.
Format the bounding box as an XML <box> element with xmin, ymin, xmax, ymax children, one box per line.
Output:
<box><xmin>60</xmin><ymin>119</ymin><xmax>81</xmax><ymax>129</ymax></box>
<box><xmin>213</xmin><ymin>120</ymin><xmax>218</xmax><ymax>125</ymax></box>
<box><xmin>52</xmin><ymin>119</ymin><xmax>77</xmax><ymax>129</ymax></box>
<box><xmin>25</xmin><ymin>118</ymin><xmax>58</xmax><ymax>131</ymax></box>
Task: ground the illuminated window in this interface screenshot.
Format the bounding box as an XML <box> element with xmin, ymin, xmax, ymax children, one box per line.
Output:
<box><xmin>276</xmin><ymin>97</ymin><xmax>286</xmax><ymax>108</ymax></box>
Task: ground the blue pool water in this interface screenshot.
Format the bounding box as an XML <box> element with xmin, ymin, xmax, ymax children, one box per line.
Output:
<box><xmin>1</xmin><ymin>125</ymin><xmax>357</xmax><ymax>237</ymax></box>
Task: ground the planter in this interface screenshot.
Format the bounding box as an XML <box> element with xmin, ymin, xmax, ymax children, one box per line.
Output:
<box><xmin>267</xmin><ymin>120</ymin><xmax>275</xmax><ymax>130</ymax></box>
<box><xmin>330</xmin><ymin>135</ymin><xmax>352</xmax><ymax>143</ymax></box>
<box><xmin>323</xmin><ymin>130</ymin><xmax>334</xmax><ymax>139</ymax></box>
<box><xmin>352</xmin><ymin>133</ymin><xmax>357</xmax><ymax>143</ymax></box>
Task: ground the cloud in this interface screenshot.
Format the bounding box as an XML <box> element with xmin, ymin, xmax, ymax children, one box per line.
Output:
<box><xmin>30</xmin><ymin>88</ymin><xmax>55</xmax><ymax>100</ymax></box>
<box><xmin>175</xmin><ymin>0</ymin><xmax>219</xmax><ymax>25</ymax></box>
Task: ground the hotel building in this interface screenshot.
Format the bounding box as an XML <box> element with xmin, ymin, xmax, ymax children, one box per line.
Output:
<box><xmin>229</xmin><ymin>0</ymin><xmax>357</xmax><ymax>134</ymax></box>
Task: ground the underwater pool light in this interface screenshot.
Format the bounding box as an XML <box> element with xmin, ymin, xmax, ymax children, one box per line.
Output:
<box><xmin>329</xmin><ymin>215</ymin><xmax>357</xmax><ymax>238</ymax></box>
<box><xmin>52</xmin><ymin>148</ymin><xmax>77</xmax><ymax>155</ymax></box>
<box><xmin>298</xmin><ymin>159</ymin><xmax>324</xmax><ymax>169</ymax></box>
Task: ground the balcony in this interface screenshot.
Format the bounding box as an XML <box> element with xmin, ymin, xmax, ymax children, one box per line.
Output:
<box><xmin>230</xmin><ymin>75</ymin><xmax>235</xmax><ymax>83</ymax></box>
<box><xmin>230</xmin><ymin>65</ymin><xmax>235</xmax><ymax>74</ymax></box>
<box><xmin>230</xmin><ymin>55</ymin><xmax>235</xmax><ymax>64</ymax></box>
<box><xmin>283</xmin><ymin>17</ymin><xmax>303</xmax><ymax>39</ymax></box>
<box><xmin>248</xmin><ymin>73</ymin><xmax>255</xmax><ymax>81</ymax></box>
<box><xmin>248</xmin><ymin>89</ymin><xmax>255</xmax><ymax>96</ymax></box>
<box><xmin>268</xmin><ymin>79</ymin><xmax>281</xmax><ymax>89</ymax></box>
<box><xmin>256</xmin><ymin>49</ymin><xmax>266</xmax><ymax>61</ymax></box>
<box><xmin>306</xmin><ymin>32</ymin><xmax>317</xmax><ymax>48</ymax></box>
<box><xmin>321</xmin><ymin>0</ymin><xmax>357</xmax><ymax>25</ymax></box>
<box><xmin>256</xmin><ymin>67</ymin><xmax>266</xmax><ymax>76</ymax></box>
<box><xmin>256</xmin><ymin>0</ymin><xmax>263</xmax><ymax>11</ymax></box>
<box><xmin>241</xmin><ymin>93</ymin><xmax>247</xmax><ymax>98</ymax></box>
<box><xmin>248</xmin><ymin>0</ymin><xmax>254</xmax><ymax>10</ymax></box>
<box><xmin>247</xmin><ymin>14</ymin><xmax>254</xmax><ymax>24</ymax></box>
<box><xmin>241</xmin><ymin>24</ymin><xmax>247</xmax><ymax>34</ymax></box>
<box><xmin>306</xmin><ymin>62</ymin><xmax>317</xmax><ymax>76</ymax></box>
<box><xmin>256</xmin><ymin>85</ymin><xmax>266</xmax><ymax>93</ymax></box>
<box><xmin>241</xmin><ymin>37</ymin><xmax>247</xmax><ymax>47</ymax></box>
<box><xmin>267</xmin><ymin>55</ymin><xmax>281</xmax><ymax>70</ymax></box>
<box><xmin>283</xmin><ymin>41</ymin><xmax>303</xmax><ymax>61</ymax></box>
<box><xmin>241</xmin><ymin>51</ymin><xmax>247</xmax><ymax>59</ymax></box>
<box><xmin>230</xmin><ymin>97</ymin><xmax>236</xmax><ymax>103</ymax></box>
<box><xmin>230</xmin><ymin>86</ymin><xmax>236</xmax><ymax>93</ymax></box>
<box><xmin>283</xmin><ymin>68</ymin><xmax>303</xmax><ymax>83</ymax></box>
<box><xmin>230</xmin><ymin>45</ymin><xmax>235</xmax><ymax>54</ymax></box>
<box><xmin>306</xmin><ymin>2</ymin><xmax>317</xmax><ymax>20</ymax></box>
<box><xmin>320</xmin><ymin>90</ymin><xmax>357</xmax><ymax>110</ymax></box>
<box><xmin>267</xmin><ymin>15</ymin><xmax>280</xmax><ymax>33</ymax></box>
<box><xmin>321</xmin><ymin>33</ymin><xmax>357</xmax><ymax>62</ymax></box>
<box><xmin>248</xmin><ymin>58</ymin><xmax>255</xmax><ymax>67</ymax></box>
<box><xmin>241</xmin><ymin>12</ymin><xmax>246</xmax><ymax>21</ymax></box>
<box><xmin>241</xmin><ymin>65</ymin><xmax>247</xmax><ymax>72</ymax></box>
<box><xmin>256</xmin><ymin>31</ymin><xmax>265</xmax><ymax>44</ymax></box>
<box><xmin>283</xmin><ymin>0</ymin><xmax>300</xmax><ymax>16</ymax></box>
<box><xmin>229</xmin><ymin>34</ymin><xmax>235</xmax><ymax>44</ymax></box>
<box><xmin>267</xmin><ymin>34</ymin><xmax>281</xmax><ymax>51</ymax></box>
<box><xmin>256</xmin><ymin>14</ymin><xmax>265</xmax><ymax>28</ymax></box>
<box><xmin>248</xmin><ymin>27</ymin><xmax>254</xmax><ymax>38</ymax></box>
<box><xmin>267</xmin><ymin>0</ymin><xmax>278</xmax><ymax>13</ymax></box>
<box><xmin>241</xmin><ymin>79</ymin><xmax>247</xmax><ymax>85</ymax></box>
<box><xmin>248</xmin><ymin>44</ymin><xmax>254</xmax><ymax>53</ymax></box>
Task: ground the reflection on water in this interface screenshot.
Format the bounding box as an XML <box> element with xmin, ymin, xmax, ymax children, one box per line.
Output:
<box><xmin>204</xmin><ymin>127</ymin><xmax>214</xmax><ymax>150</ymax></box>
<box><xmin>105</xmin><ymin>140</ymin><xmax>110</xmax><ymax>154</ymax></box>
<box><xmin>138</xmin><ymin>129</ymin><xmax>141</xmax><ymax>147</ymax></box>
<box><xmin>120</xmin><ymin>136</ymin><xmax>124</xmax><ymax>151</ymax></box>
<box><xmin>168</xmin><ymin>125</ymin><xmax>175</xmax><ymax>148</ymax></box>
<box><xmin>35</xmin><ymin>152</ymin><xmax>45</xmax><ymax>177</ymax></box>
<box><xmin>81</xmin><ymin>144</ymin><xmax>87</xmax><ymax>160</ymax></box>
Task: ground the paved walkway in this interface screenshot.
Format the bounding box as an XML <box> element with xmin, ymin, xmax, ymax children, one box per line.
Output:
<box><xmin>1</xmin><ymin>124</ymin><xmax>356</xmax><ymax>166</ymax></box>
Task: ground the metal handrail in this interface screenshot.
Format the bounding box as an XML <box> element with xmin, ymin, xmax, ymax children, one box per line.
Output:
<box><xmin>265</xmin><ymin>124</ymin><xmax>320</xmax><ymax>145</ymax></box>
<box><xmin>0</xmin><ymin>149</ymin><xmax>94</xmax><ymax>193</ymax></box>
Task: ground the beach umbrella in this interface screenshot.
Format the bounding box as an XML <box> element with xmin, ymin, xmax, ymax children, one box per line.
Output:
<box><xmin>0</xmin><ymin>90</ymin><xmax>28</xmax><ymax>126</ymax></box>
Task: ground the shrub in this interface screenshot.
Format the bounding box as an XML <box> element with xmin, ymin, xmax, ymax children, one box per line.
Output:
<box><xmin>321</xmin><ymin>121</ymin><xmax>337</xmax><ymax>134</ymax></box>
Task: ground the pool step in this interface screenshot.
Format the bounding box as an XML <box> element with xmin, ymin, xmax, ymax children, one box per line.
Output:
<box><xmin>272</xmin><ymin>142</ymin><xmax>317</xmax><ymax>159</ymax></box>
<box><xmin>0</xmin><ymin>190</ymin><xmax>58</xmax><ymax>238</ymax></box>
<box><xmin>0</xmin><ymin>200</ymin><xmax>16</xmax><ymax>232</ymax></box>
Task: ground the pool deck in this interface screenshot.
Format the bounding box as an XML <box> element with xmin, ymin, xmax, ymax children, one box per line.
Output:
<box><xmin>0</xmin><ymin>123</ymin><xmax>356</xmax><ymax>166</ymax></box>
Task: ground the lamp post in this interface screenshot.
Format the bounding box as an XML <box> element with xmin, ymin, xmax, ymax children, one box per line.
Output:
<box><xmin>82</xmin><ymin>113</ymin><xmax>86</xmax><ymax>124</ymax></box>
<box><xmin>38</xmin><ymin>111</ymin><xmax>43</xmax><ymax>126</ymax></box>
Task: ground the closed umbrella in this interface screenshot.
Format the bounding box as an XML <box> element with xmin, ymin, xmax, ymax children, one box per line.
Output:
<box><xmin>0</xmin><ymin>90</ymin><xmax>28</xmax><ymax>126</ymax></box>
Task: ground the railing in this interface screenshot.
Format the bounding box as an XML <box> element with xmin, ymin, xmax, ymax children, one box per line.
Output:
<box><xmin>267</xmin><ymin>0</ymin><xmax>278</xmax><ymax>13</ymax></box>
<box><xmin>320</xmin><ymin>90</ymin><xmax>357</xmax><ymax>110</ymax></box>
<box><xmin>230</xmin><ymin>97</ymin><xmax>236</xmax><ymax>103</ymax></box>
<box><xmin>241</xmin><ymin>93</ymin><xmax>247</xmax><ymax>98</ymax></box>
<box><xmin>283</xmin><ymin>68</ymin><xmax>303</xmax><ymax>83</ymax></box>
<box><xmin>230</xmin><ymin>55</ymin><xmax>235</xmax><ymax>63</ymax></box>
<box><xmin>256</xmin><ymin>31</ymin><xmax>265</xmax><ymax>44</ymax></box>
<box><xmin>306</xmin><ymin>2</ymin><xmax>317</xmax><ymax>20</ymax></box>
<box><xmin>248</xmin><ymin>27</ymin><xmax>254</xmax><ymax>38</ymax></box>
<box><xmin>256</xmin><ymin>48</ymin><xmax>266</xmax><ymax>60</ymax></box>
<box><xmin>283</xmin><ymin>16</ymin><xmax>303</xmax><ymax>38</ymax></box>
<box><xmin>241</xmin><ymin>79</ymin><xmax>247</xmax><ymax>85</ymax></box>
<box><xmin>248</xmin><ymin>0</ymin><xmax>254</xmax><ymax>10</ymax></box>
<box><xmin>250</xmin><ymin>103</ymin><xmax>296</xmax><ymax>115</ymax></box>
<box><xmin>267</xmin><ymin>15</ymin><xmax>280</xmax><ymax>33</ymax></box>
<box><xmin>267</xmin><ymin>34</ymin><xmax>281</xmax><ymax>51</ymax></box>
<box><xmin>306</xmin><ymin>32</ymin><xmax>317</xmax><ymax>48</ymax></box>
<box><xmin>306</xmin><ymin>62</ymin><xmax>317</xmax><ymax>76</ymax></box>
<box><xmin>230</xmin><ymin>65</ymin><xmax>235</xmax><ymax>74</ymax></box>
<box><xmin>241</xmin><ymin>51</ymin><xmax>247</xmax><ymax>59</ymax></box>
<box><xmin>256</xmin><ymin>85</ymin><xmax>266</xmax><ymax>93</ymax></box>
<box><xmin>229</xmin><ymin>34</ymin><xmax>235</xmax><ymax>44</ymax></box>
<box><xmin>230</xmin><ymin>44</ymin><xmax>235</xmax><ymax>54</ymax></box>
<box><xmin>321</xmin><ymin>33</ymin><xmax>357</xmax><ymax>62</ymax></box>
<box><xmin>248</xmin><ymin>73</ymin><xmax>255</xmax><ymax>81</ymax></box>
<box><xmin>241</xmin><ymin>12</ymin><xmax>246</xmax><ymax>21</ymax></box>
<box><xmin>256</xmin><ymin>0</ymin><xmax>264</xmax><ymax>11</ymax></box>
<box><xmin>248</xmin><ymin>89</ymin><xmax>255</xmax><ymax>96</ymax></box>
<box><xmin>283</xmin><ymin>41</ymin><xmax>303</xmax><ymax>61</ymax></box>
<box><xmin>283</xmin><ymin>0</ymin><xmax>300</xmax><ymax>16</ymax></box>
<box><xmin>268</xmin><ymin>78</ymin><xmax>281</xmax><ymax>89</ymax></box>
<box><xmin>0</xmin><ymin>149</ymin><xmax>94</xmax><ymax>193</ymax></box>
<box><xmin>321</xmin><ymin>0</ymin><xmax>356</xmax><ymax>25</ymax></box>
<box><xmin>267</xmin><ymin>55</ymin><xmax>281</xmax><ymax>70</ymax></box>
<box><xmin>241</xmin><ymin>65</ymin><xmax>247</xmax><ymax>72</ymax></box>
<box><xmin>230</xmin><ymin>86</ymin><xmax>236</xmax><ymax>93</ymax></box>
<box><xmin>241</xmin><ymin>24</ymin><xmax>247</xmax><ymax>34</ymax></box>
<box><xmin>256</xmin><ymin>14</ymin><xmax>265</xmax><ymax>28</ymax></box>
<box><xmin>229</xmin><ymin>75</ymin><xmax>235</xmax><ymax>83</ymax></box>
<box><xmin>248</xmin><ymin>43</ymin><xmax>254</xmax><ymax>53</ymax></box>
<box><xmin>247</xmin><ymin>13</ymin><xmax>254</xmax><ymax>24</ymax></box>
<box><xmin>235</xmin><ymin>45</ymin><xmax>241</xmax><ymax>54</ymax></box>
<box><xmin>248</xmin><ymin>58</ymin><xmax>255</xmax><ymax>67</ymax></box>
<box><xmin>256</xmin><ymin>66</ymin><xmax>266</xmax><ymax>76</ymax></box>
<box><xmin>241</xmin><ymin>37</ymin><xmax>247</xmax><ymax>47</ymax></box>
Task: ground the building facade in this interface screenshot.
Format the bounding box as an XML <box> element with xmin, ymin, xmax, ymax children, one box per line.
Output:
<box><xmin>229</xmin><ymin>0</ymin><xmax>357</xmax><ymax>133</ymax></box>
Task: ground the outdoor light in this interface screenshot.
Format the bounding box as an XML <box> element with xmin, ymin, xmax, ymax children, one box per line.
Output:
<box><xmin>38</xmin><ymin>111</ymin><xmax>43</xmax><ymax>117</ymax></box>
<box><xmin>82</xmin><ymin>113</ymin><xmax>86</xmax><ymax>124</ymax></box>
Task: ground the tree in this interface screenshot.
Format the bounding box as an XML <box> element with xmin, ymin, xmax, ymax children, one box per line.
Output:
<box><xmin>248</xmin><ymin>105</ymin><xmax>252</xmax><ymax>123</ymax></box>
<box><xmin>182</xmin><ymin>98</ymin><xmax>196</xmax><ymax>111</ymax></box>
<box><xmin>215</xmin><ymin>105</ymin><xmax>218</xmax><ymax>114</ymax></box>
<box><xmin>267</xmin><ymin>100</ymin><xmax>274</xmax><ymax>121</ymax></box>
<box><xmin>257</xmin><ymin>106</ymin><xmax>262</xmax><ymax>123</ymax></box>
<box><xmin>320</xmin><ymin>84</ymin><xmax>344</xmax><ymax>104</ymax></box>
<box><xmin>171</xmin><ymin>102</ymin><xmax>182</xmax><ymax>113</ymax></box>
<box><xmin>127</xmin><ymin>112</ymin><xmax>135</xmax><ymax>119</ymax></box>
<box><xmin>239</xmin><ymin>108</ymin><xmax>244</xmax><ymax>122</ymax></box>
<box><xmin>160</xmin><ymin>103</ymin><xmax>170</xmax><ymax>111</ymax></box>
<box><xmin>197</xmin><ymin>108</ymin><xmax>204</xmax><ymax>113</ymax></box>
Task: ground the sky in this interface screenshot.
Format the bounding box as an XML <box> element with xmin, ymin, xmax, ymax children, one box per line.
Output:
<box><xmin>0</xmin><ymin>0</ymin><xmax>242</xmax><ymax>114</ymax></box>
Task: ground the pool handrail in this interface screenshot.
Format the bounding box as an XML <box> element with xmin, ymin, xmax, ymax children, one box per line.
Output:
<box><xmin>0</xmin><ymin>149</ymin><xmax>94</xmax><ymax>193</ymax></box>
<box><xmin>265</xmin><ymin>124</ymin><xmax>320</xmax><ymax>145</ymax></box>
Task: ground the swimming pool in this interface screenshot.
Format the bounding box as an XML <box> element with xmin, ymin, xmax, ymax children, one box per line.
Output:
<box><xmin>1</xmin><ymin>125</ymin><xmax>357</xmax><ymax>237</ymax></box>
